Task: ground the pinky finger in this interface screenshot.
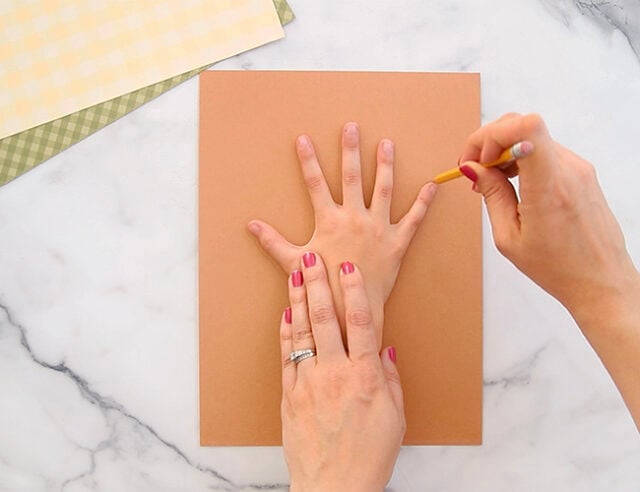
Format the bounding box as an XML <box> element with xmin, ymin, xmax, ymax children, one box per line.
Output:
<box><xmin>280</xmin><ymin>307</ymin><xmax>296</xmax><ymax>391</ymax></box>
<box><xmin>396</xmin><ymin>182</ymin><xmax>438</xmax><ymax>238</ymax></box>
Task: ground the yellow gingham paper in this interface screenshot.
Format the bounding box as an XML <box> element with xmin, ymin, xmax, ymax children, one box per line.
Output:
<box><xmin>0</xmin><ymin>0</ymin><xmax>284</xmax><ymax>140</ymax></box>
<box><xmin>0</xmin><ymin>0</ymin><xmax>294</xmax><ymax>187</ymax></box>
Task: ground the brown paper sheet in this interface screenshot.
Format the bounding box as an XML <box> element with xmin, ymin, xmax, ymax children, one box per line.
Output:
<box><xmin>199</xmin><ymin>71</ymin><xmax>482</xmax><ymax>445</ymax></box>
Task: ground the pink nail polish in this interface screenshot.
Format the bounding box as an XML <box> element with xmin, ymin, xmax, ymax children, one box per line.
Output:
<box><xmin>302</xmin><ymin>252</ymin><xmax>316</xmax><ymax>268</ymax></box>
<box><xmin>284</xmin><ymin>307</ymin><xmax>292</xmax><ymax>324</ymax></box>
<box><xmin>291</xmin><ymin>270</ymin><xmax>304</xmax><ymax>287</ymax></box>
<box><xmin>460</xmin><ymin>165</ymin><xmax>478</xmax><ymax>183</ymax></box>
<box><xmin>340</xmin><ymin>261</ymin><xmax>355</xmax><ymax>275</ymax></box>
<box><xmin>388</xmin><ymin>346</ymin><xmax>397</xmax><ymax>363</ymax></box>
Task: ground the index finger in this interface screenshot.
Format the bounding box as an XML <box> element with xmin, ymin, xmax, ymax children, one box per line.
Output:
<box><xmin>296</xmin><ymin>135</ymin><xmax>336</xmax><ymax>214</ymax></box>
<box><xmin>301</xmin><ymin>252</ymin><xmax>347</xmax><ymax>362</ymax></box>
<box><xmin>460</xmin><ymin>113</ymin><xmax>555</xmax><ymax>175</ymax></box>
<box><xmin>338</xmin><ymin>261</ymin><xmax>379</xmax><ymax>362</ymax></box>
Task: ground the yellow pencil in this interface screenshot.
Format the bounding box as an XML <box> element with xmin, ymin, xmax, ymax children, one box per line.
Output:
<box><xmin>432</xmin><ymin>141</ymin><xmax>534</xmax><ymax>184</ymax></box>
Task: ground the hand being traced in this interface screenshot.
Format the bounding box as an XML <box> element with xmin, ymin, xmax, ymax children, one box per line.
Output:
<box><xmin>248</xmin><ymin>122</ymin><xmax>437</xmax><ymax>342</ymax></box>
<box><xmin>280</xmin><ymin>252</ymin><xmax>404</xmax><ymax>492</ymax></box>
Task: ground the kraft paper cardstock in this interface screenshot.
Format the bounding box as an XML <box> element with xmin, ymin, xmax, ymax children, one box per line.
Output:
<box><xmin>199</xmin><ymin>71</ymin><xmax>482</xmax><ymax>445</ymax></box>
<box><xmin>0</xmin><ymin>0</ymin><xmax>284</xmax><ymax>140</ymax></box>
<box><xmin>0</xmin><ymin>0</ymin><xmax>294</xmax><ymax>187</ymax></box>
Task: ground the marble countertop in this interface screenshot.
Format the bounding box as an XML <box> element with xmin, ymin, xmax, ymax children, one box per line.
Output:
<box><xmin>1</xmin><ymin>1</ymin><xmax>639</xmax><ymax>490</ymax></box>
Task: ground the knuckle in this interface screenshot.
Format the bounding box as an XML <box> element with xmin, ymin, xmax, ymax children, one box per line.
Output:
<box><xmin>386</xmin><ymin>368</ymin><xmax>402</xmax><ymax>387</ymax></box>
<box><xmin>575</xmin><ymin>160</ymin><xmax>596</xmax><ymax>182</ymax></box>
<box><xmin>289</xmin><ymin>283</ymin><xmax>307</xmax><ymax>303</ymax></box>
<box><xmin>305</xmin><ymin>174</ymin><xmax>325</xmax><ymax>194</ymax></box>
<box><xmin>318</xmin><ymin>376</ymin><xmax>346</xmax><ymax>400</ymax></box>
<box><xmin>316</xmin><ymin>212</ymin><xmax>339</xmax><ymax>231</ymax></box>
<box><xmin>282</xmin><ymin>353</ymin><xmax>295</xmax><ymax>369</ymax></box>
<box><xmin>344</xmin><ymin>214</ymin><xmax>369</xmax><ymax>235</ymax></box>
<box><xmin>259</xmin><ymin>234</ymin><xmax>276</xmax><ymax>252</ymax></box>
<box><xmin>280</xmin><ymin>325</ymin><xmax>293</xmax><ymax>343</ymax></box>
<box><xmin>493</xmin><ymin>230</ymin><xmax>515</xmax><ymax>258</ymax></box>
<box><xmin>481</xmin><ymin>182</ymin><xmax>504</xmax><ymax>202</ymax></box>
<box><xmin>309</xmin><ymin>304</ymin><xmax>336</xmax><ymax>325</ymax></box>
<box><xmin>377</xmin><ymin>185</ymin><xmax>393</xmax><ymax>200</ymax></box>
<box><xmin>289</xmin><ymin>388</ymin><xmax>313</xmax><ymax>410</ymax></box>
<box><xmin>357</xmin><ymin>365</ymin><xmax>384</xmax><ymax>396</ymax></box>
<box><xmin>549</xmin><ymin>182</ymin><xmax>573</xmax><ymax>209</ymax></box>
<box><xmin>303</xmin><ymin>263</ymin><xmax>328</xmax><ymax>285</ymax></box>
<box><xmin>499</xmin><ymin>111</ymin><xmax>521</xmax><ymax>121</ymax></box>
<box><xmin>343</xmin><ymin>170</ymin><xmax>361</xmax><ymax>186</ymax></box>
<box><xmin>293</xmin><ymin>326</ymin><xmax>314</xmax><ymax>343</ymax></box>
<box><xmin>390</xmin><ymin>238</ymin><xmax>407</xmax><ymax>259</ymax></box>
<box><xmin>522</xmin><ymin>113</ymin><xmax>546</xmax><ymax>134</ymax></box>
<box><xmin>342</xmin><ymin>267</ymin><xmax>365</xmax><ymax>288</ymax></box>
<box><xmin>494</xmin><ymin>236</ymin><xmax>509</xmax><ymax>257</ymax></box>
<box><xmin>324</xmin><ymin>367</ymin><xmax>347</xmax><ymax>388</ymax></box>
<box><xmin>346</xmin><ymin>306</ymin><xmax>373</xmax><ymax>328</ymax></box>
<box><xmin>404</xmin><ymin>215</ymin><xmax>422</xmax><ymax>233</ymax></box>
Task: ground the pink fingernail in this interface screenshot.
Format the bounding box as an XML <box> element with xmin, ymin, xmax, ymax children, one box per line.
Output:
<box><xmin>297</xmin><ymin>135</ymin><xmax>309</xmax><ymax>149</ymax></box>
<box><xmin>247</xmin><ymin>222</ymin><xmax>260</xmax><ymax>234</ymax></box>
<box><xmin>291</xmin><ymin>270</ymin><xmax>304</xmax><ymax>287</ymax></box>
<box><xmin>388</xmin><ymin>346</ymin><xmax>397</xmax><ymax>363</ymax></box>
<box><xmin>382</xmin><ymin>139</ymin><xmax>393</xmax><ymax>155</ymax></box>
<box><xmin>460</xmin><ymin>165</ymin><xmax>478</xmax><ymax>183</ymax></box>
<box><xmin>302</xmin><ymin>252</ymin><xmax>316</xmax><ymax>268</ymax></box>
<box><xmin>284</xmin><ymin>307</ymin><xmax>292</xmax><ymax>324</ymax></box>
<box><xmin>340</xmin><ymin>261</ymin><xmax>355</xmax><ymax>275</ymax></box>
<box><xmin>345</xmin><ymin>123</ymin><xmax>358</xmax><ymax>137</ymax></box>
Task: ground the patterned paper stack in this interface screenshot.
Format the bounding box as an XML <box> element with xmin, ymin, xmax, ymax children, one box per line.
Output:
<box><xmin>0</xmin><ymin>0</ymin><xmax>295</xmax><ymax>186</ymax></box>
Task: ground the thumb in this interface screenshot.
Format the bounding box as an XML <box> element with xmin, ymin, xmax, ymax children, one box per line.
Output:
<box><xmin>247</xmin><ymin>220</ymin><xmax>300</xmax><ymax>273</ymax></box>
<box><xmin>460</xmin><ymin>162</ymin><xmax>520</xmax><ymax>256</ymax></box>
<box><xmin>381</xmin><ymin>346</ymin><xmax>404</xmax><ymax>412</ymax></box>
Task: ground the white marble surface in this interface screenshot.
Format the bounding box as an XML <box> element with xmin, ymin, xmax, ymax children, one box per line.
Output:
<box><xmin>1</xmin><ymin>1</ymin><xmax>639</xmax><ymax>490</ymax></box>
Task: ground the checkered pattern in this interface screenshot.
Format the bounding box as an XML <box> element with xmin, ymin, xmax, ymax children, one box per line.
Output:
<box><xmin>0</xmin><ymin>0</ymin><xmax>285</xmax><ymax>140</ymax></box>
<box><xmin>274</xmin><ymin>0</ymin><xmax>295</xmax><ymax>24</ymax></box>
<box><xmin>0</xmin><ymin>0</ymin><xmax>293</xmax><ymax>187</ymax></box>
<box><xmin>0</xmin><ymin>66</ymin><xmax>203</xmax><ymax>185</ymax></box>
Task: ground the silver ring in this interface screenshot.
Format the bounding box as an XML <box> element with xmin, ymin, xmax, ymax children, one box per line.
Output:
<box><xmin>290</xmin><ymin>349</ymin><xmax>316</xmax><ymax>365</ymax></box>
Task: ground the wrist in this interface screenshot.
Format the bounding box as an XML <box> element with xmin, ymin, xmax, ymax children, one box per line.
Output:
<box><xmin>567</xmin><ymin>262</ymin><xmax>640</xmax><ymax>333</ymax></box>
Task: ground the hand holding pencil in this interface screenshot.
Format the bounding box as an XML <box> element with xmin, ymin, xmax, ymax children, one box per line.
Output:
<box><xmin>432</xmin><ymin>141</ymin><xmax>534</xmax><ymax>184</ymax></box>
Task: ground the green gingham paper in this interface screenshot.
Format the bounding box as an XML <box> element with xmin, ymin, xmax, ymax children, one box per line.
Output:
<box><xmin>274</xmin><ymin>0</ymin><xmax>295</xmax><ymax>24</ymax></box>
<box><xmin>0</xmin><ymin>0</ymin><xmax>294</xmax><ymax>187</ymax></box>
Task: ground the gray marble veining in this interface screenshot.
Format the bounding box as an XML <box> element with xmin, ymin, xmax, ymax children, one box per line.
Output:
<box><xmin>552</xmin><ymin>1</ymin><xmax>640</xmax><ymax>60</ymax></box>
<box><xmin>1</xmin><ymin>1</ymin><xmax>639</xmax><ymax>490</ymax></box>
